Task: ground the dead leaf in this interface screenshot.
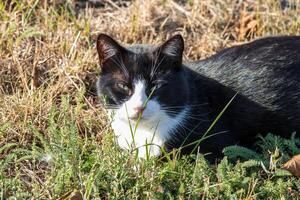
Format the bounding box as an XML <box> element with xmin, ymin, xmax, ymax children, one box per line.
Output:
<box><xmin>282</xmin><ymin>154</ymin><xmax>300</xmax><ymax>178</ymax></box>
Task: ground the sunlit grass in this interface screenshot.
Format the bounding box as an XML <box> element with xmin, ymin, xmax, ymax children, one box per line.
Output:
<box><xmin>1</xmin><ymin>0</ymin><xmax>300</xmax><ymax>198</ymax></box>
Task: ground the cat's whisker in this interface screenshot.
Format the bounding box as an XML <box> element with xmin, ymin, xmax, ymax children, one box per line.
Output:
<box><xmin>181</xmin><ymin>114</ymin><xmax>209</xmax><ymax>121</ymax></box>
<box><xmin>161</xmin><ymin>107</ymin><xmax>209</xmax><ymax>114</ymax></box>
<box><xmin>175</xmin><ymin>120</ymin><xmax>200</xmax><ymax>139</ymax></box>
<box><xmin>165</xmin><ymin>111</ymin><xmax>210</xmax><ymax>118</ymax></box>
<box><xmin>161</xmin><ymin>103</ymin><xmax>208</xmax><ymax>107</ymax></box>
<box><xmin>119</xmin><ymin>57</ymin><xmax>130</xmax><ymax>77</ymax></box>
<box><xmin>161</xmin><ymin>103</ymin><xmax>209</xmax><ymax>109</ymax></box>
<box><xmin>151</xmin><ymin>49</ymin><xmax>160</xmax><ymax>75</ymax></box>
<box><xmin>150</xmin><ymin>47</ymin><xmax>162</xmax><ymax>79</ymax></box>
<box><xmin>102</xmin><ymin>104</ymin><xmax>120</xmax><ymax>109</ymax></box>
<box><xmin>105</xmin><ymin>106</ymin><xmax>119</xmax><ymax>109</ymax></box>
<box><xmin>103</xmin><ymin>104</ymin><xmax>117</xmax><ymax>106</ymax></box>
<box><xmin>110</xmin><ymin>57</ymin><xmax>129</xmax><ymax>78</ymax></box>
<box><xmin>104</xmin><ymin>107</ymin><xmax>119</xmax><ymax>110</ymax></box>
<box><xmin>160</xmin><ymin>109</ymin><xmax>210</xmax><ymax>121</ymax></box>
<box><xmin>150</xmin><ymin>55</ymin><xmax>165</xmax><ymax>80</ymax></box>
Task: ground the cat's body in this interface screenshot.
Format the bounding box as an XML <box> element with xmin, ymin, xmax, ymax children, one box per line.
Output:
<box><xmin>96</xmin><ymin>34</ymin><xmax>300</xmax><ymax>160</ymax></box>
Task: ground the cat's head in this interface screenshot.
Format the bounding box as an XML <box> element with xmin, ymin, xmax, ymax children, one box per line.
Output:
<box><xmin>96</xmin><ymin>34</ymin><xmax>189</xmax><ymax>125</ymax></box>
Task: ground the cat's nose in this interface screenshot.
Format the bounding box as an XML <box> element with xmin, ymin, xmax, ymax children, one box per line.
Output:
<box><xmin>134</xmin><ymin>106</ymin><xmax>145</xmax><ymax>113</ymax></box>
<box><xmin>130</xmin><ymin>106</ymin><xmax>146</xmax><ymax>119</ymax></box>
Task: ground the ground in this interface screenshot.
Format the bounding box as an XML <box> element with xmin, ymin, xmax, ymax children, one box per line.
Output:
<box><xmin>1</xmin><ymin>0</ymin><xmax>300</xmax><ymax>199</ymax></box>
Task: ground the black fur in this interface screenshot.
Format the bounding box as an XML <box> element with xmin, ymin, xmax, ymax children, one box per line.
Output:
<box><xmin>96</xmin><ymin>34</ymin><xmax>300</xmax><ymax>161</ymax></box>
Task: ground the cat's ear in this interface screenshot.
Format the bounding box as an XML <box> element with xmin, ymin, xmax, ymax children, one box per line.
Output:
<box><xmin>96</xmin><ymin>34</ymin><xmax>125</xmax><ymax>64</ymax></box>
<box><xmin>159</xmin><ymin>34</ymin><xmax>184</xmax><ymax>61</ymax></box>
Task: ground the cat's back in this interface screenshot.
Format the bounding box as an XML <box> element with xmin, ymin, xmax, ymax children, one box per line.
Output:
<box><xmin>191</xmin><ymin>36</ymin><xmax>300</xmax><ymax>80</ymax></box>
<box><xmin>188</xmin><ymin>36</ymin><xmax>300</xmax><ymax>128</ymax></box>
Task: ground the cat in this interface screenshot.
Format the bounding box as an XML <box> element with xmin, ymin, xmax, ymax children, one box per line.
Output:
<box><xmin>96</xmin><ymin>33</ymin><xmax>300</xmax><ymax>161</ymax></box>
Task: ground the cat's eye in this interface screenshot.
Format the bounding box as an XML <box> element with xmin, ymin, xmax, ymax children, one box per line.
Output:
<box><xmin>116</xmin><ymin>82</ymin><xmax>130</xmax><ymax>92</ymax></box>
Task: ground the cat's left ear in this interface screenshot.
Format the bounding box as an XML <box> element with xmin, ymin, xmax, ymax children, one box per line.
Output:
<box><xmin>159</xmin><ymin>34</ymin><xmax>184</xmax><ymax>62</ymax></box>
<box><xmin>96</xmin><ymin>34</ymin><xmax>126</xmax><ymax>64</ymax></box>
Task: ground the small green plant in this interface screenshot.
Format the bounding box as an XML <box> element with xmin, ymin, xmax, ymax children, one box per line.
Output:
<box><xmin>1</xmin><ymin>93</ymin><xmax>300</xmax><ymax>199</ymax></box>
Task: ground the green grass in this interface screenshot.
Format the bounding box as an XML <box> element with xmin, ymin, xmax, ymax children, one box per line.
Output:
<box><xmin>1</xmin><ymin>0</ymin><xmax>300</xmax><ymax>199</ymax></box>
<box><xmin>1</xmin><ymin>92</ymin><xmax>300</xmax><ymax>199</ymax></box>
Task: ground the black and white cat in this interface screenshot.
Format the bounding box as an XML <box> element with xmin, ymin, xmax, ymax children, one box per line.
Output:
<box><xmin>96</xmin><ymin>34</ymin><xmax>300</xmax><ymax>160</ymax></box>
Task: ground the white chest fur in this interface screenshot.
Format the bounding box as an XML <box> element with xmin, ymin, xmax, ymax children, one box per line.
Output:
<box><xmin>111</xmin><ymin>118</ymin><xmax>163</xmax><ymax>158</ymax></box>
<box><xmin>109</xmin><ymin>107</ymin><xmax>189</xmax><ymax>158</ymax></box>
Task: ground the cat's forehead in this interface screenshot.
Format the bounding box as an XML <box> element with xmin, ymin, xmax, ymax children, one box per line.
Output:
<box><xmin>107</xmin><ymin>44</ymin><xmax>170</xmax><ymax>82</ymax></box>
<box><xmin>124</xmin><ymin>51</ymin><xmax>158</xmax><ymax>78</ymax></box>
<box><xmin>126</xmin><ymin>44</ymin><xmax>156</xmax><ymax>54</ymax></box>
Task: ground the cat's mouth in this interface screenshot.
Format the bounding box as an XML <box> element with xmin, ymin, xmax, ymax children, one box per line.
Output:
<box><xmin>125</xmin><ymin>114</ymin><xmax>157</xmax><ymax>125</ymax></box>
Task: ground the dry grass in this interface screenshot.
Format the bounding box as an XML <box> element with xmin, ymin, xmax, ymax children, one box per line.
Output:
<box><xmin>1</xmin><ymin>0</ymin><xmax>300</xmax><ymax>198</ymax></box>
<box><xmin>2</xmin><ymin>0</ymin><xmax>300</xmax><ymax>138</ymax></box>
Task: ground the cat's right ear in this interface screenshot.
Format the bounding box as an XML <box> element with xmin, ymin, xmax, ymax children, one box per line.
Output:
<box><xmin>96</xmin><ymin>34</ymin><xmax>125</xmax><ymax>64</ymax></box>
<box><xmin>160</xmin><ymin>35</ymin><xmax>184</xmax><ymax>59</ymax></box>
